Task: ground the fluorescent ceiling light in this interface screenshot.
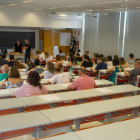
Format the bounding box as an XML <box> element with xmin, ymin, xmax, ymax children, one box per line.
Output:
<box><xmin>68</xmin><ymin>5</ymin><xmax>84</xmax><ymax>7</ymax></box>
<box><xmin>8</xmin><ymin>4</ymin><xmax>17</xmax><ymax>6</ymax></box>
<box><xmin>95</xmin><ymin>1</ymin><xmax>119</xmax><ymax>4</ymax></box>
<box><xmin>21</xmin><ymin>0</ymin><xmax>34</xmax><ymax>3</ymax></box>
<box><xmin>47</xmin><ymin>7</ymin><xmax>59</xmax><ymax>9</ymax></box>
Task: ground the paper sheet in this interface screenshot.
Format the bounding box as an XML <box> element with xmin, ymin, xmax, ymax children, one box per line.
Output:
<box><xmin>10</xmin><ymin>88</ymin><xmax>19</xmax><ymax>92</ymax></box>
<box><xmin>39</xmin><ymin>95</ymin><xmax>61</xmax><ymax>101</ymax></box>
<box><xmin>95</xmin><ymin>88</ymin><xmax>113</xmax><ymax>93</ymax></box>
<box><xmin>95</xmin><ymin>80</ymin><xmax>103</xmax><ymax>84</ymax></box>
<box><xmin>62</xmin><ymin>83</ymin><xmax>70</xmax><ymax>88</ymax></box>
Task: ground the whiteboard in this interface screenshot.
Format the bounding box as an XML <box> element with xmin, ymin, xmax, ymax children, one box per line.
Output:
<box><xmin>59</xmin><ymin>33</ymin><xmax>71</xmax><ymax>46</ymax></box>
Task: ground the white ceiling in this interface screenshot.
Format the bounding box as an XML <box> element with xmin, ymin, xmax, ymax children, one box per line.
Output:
<box><xmin>0</xmin><ymin>0</ymin><xmax>140</xmax><ymax>13</ymax></box>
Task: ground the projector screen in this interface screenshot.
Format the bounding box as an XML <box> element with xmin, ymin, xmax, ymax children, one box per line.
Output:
<box><xmin>59</xmin><ymin>33</ymin><xmax>71</xmax><ymax>46</ymax></box>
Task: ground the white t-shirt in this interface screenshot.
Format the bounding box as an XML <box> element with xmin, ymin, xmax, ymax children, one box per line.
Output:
<box><xmin>39</xmin><ymin>52</ymin><xmax>45</xmax><ymax>61</ymax></box>
<box><xmin>107</xmin><ymin>61</ymin><xmax>113</xmax><ymax>66</ymax></box>
<box><xmin>44</xmin><ymin>70</ymin><xmax>55</xmax><ymax>79</ymax></box>
<box><xmin>46</xmin><ymin>56</ymin><xmax>53</xmax><ymax>62</ymax></box>
<box><xmin>49</xmin><ymin>72</ymin><xmax>71</xmax><ymax>84</ymax></box>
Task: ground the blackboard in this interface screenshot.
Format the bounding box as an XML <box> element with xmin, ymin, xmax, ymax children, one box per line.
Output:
<box><xmin>0</xmin><ymin>31</ymin><xmax>35</xmax><ymax>48</ymax></box>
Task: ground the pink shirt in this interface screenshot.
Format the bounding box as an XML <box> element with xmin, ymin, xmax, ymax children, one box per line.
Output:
<box><xmin>70</xmin><ymin>75</ymin><xmax>96</xmax><ymax>91</ymax></box>
<box><xmin>14</xmin><ymin>84</ymin><xmax>49</xmax><ymax>98</ymax></box>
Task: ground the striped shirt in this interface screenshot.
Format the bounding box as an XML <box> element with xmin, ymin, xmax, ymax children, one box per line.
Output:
<box><xmin>14</xmin><ymin>84</ymin><xmax>49</xmax><ymax>98</ymax></box>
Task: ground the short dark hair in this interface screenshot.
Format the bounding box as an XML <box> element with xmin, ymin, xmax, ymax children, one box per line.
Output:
<box><xmin>27</xmin><ymin>71</ymin><xmax>42</xmax><ymax>89</ymax></box>
<box><xmin>59</xmin><ymin>49</ymin><xmax>62</xmax><ymax>53</ymax></box>
<box><xmin>129</xmin><ymin>53</ymin><xmax>134</xmax><ymax>58</ymax></box>
<box><xmin>79</xmin><ymin>67</ymin><xmax>86</xmax><ymax>74</ymax></box>
<box><xmin>99</xmin><ymin>54</ymin><xmax>104</xmax><ymax>58</ymax></box>
<box><xmin>95</xmin><ymin>53</ymin><xmax>99</xmax><ymax>58</ymax></box>
<box><xmin>9</xmin><ymin>55</ymin><xmax>14</xmax><ymax>60</ymax></box>
<box><xmin>114</xmin><ymin>55</ymin><xmax>119</xmax><ymax>60</ymax></box>
<box><xmin>2</xmin><ymin>54</ymin><xmax>6</xmax><ymax>59</ymax></box>
<box><xmin>77</xmin><ymin>49</ymin><xmax>80</xmax><ymax>52</ymax></box>
<box><xmin>98</xmin><ymin>57</ymin><xmax>104</xmax><ymax>61</ymax></box>
<box><xmin>107</xmin><ymin>55</ymin><xmax>112</xmax><ymax>61</ymax></box>
<box><xmin>76</xmin><ymin>53</ymin><xmax>80</xmax><ymax>56</ymax></box>
<box><xmin>54</xmin><ymin>65</ymin><xmax>61</xmax><ymax>72</ymax></box>
<box><xmin>113</xmin><ymin>59</ymin><xmax>120</xmax><ymax>66</ymax></box>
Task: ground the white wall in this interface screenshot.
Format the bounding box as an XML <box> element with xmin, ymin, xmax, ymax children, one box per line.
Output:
<box><xmin>0</xmin><ymin>9</ymin><xmax>83</xmax><ymax>29</ymax></box>
<box><xmin>84</xmin><ymin>12</ymin><xmax>140</xmax><ymax>61</ymax></box>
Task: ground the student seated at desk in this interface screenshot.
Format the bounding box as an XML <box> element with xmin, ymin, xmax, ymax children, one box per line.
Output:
<box><xmin>124</xmin><ymin>59</ymin><xmax>140</xmax><ymax>85</ymax></box>
<box><xmin>120</xmin><ymin>57</ymin><xmax>128</xmax><ymax>67</ymax></box>
<box><xmin>67</xmin><ymin>67</ymin><xmax>96</xmax><ymax>91</ymax></box>
<box><xmin>81</xmin><ymin>55</ymin><xmax>93</xmax><ymax>67</ymax></box>
<box><xmin>128</xmin><ymin>53</ymin><xmax>135</xmax><ymax>65</ymax></box>
<box><xmin>40</xmin><ymin>62</ymin><xmax>55</xmax><ymax>79</ymax></box>
<box><xmin>66</xmin><ymin>56</ymin><xmax>78</xmax><ymax>66</ymax></box>
<box><xmin>94</xmin><ymin>53</ymin><xmax>99</xmax><ymax>64</ymax></box>
<box><xmin>114</xmin><ymin>55</ymin><xmax>120</xmax><ymax>61</ymax></box>
<box><xmin>59</xmin><ymin>49</ymin><xmax>66</xmax><ymax>57</ymax></box>
<box><xmin>106</xmin><ymin>59</ymin><xmax>123</xmax><ymax>85</ymax></box>
<box><xmin>55</xmin><ymin>54</ymin><xmax>62</xmax><ymax>65</ymax></box>
<box><xmin>76</xmin><ymin>49</ymin><xmax>82</xmax><ymax>57</ymax></box>
<box><xmin>0</xmin><ymin>67</ymin><xmax>23</xmax><ymax>89</ymax></box>
<box><xmin>8</xmin><ymin>55</ymin><xmax>15</xmax><ymax>67</ymax></box>
<box><xmin>91</xmin><ymin>57</ymin><xmax>107</xmax><ymax>77</ymax></box>
<box><xmin>46</xmin><ymin>65</ymin><xmax>72</xmax><ymax>84</ymax></box>
<box><xmin>106</xmin><ymin>55</ymin><xmax>113</xmax><ymax>66</ymax></box>
<box><xmin>45</xmin><ymin>52</ymin><xmax>53</xmax><ymax>62</ymax></box>
<box><xmin>11</xmin><ymin>71</ymin><xmax>49</xmax><ymax>97</ymax></box>
<box><xmin>34</xmin><ymin>50</ymin><xmax>45</xmax><ymax>65</ymax></box>
<box><xmin>0</xmin><ymin>64</ymin><xmax>9</xmax><ymax>81</ymax></box>
<box><xmin>26</xmin><ymin>62</ymin><xmax>44</xmax><ymax>75</ymax></box>
<box><xmin>99</xmin><ymin>54</ymin><xmax>107</xmax><ymax>62</ymax></box>
<box><xmin>76</xmin><ymin>53</ymin><xmax>82</xmax><ymax>62</ymax></box>
<box><xmin>13</xmin><ymin>60</ymin><xmax>25</xmax><ymax>69</ymax></box>
<box><xmin>0</xmin><ymin>54</ymin><xmax>8</xmax><ymax>66</ymax></box>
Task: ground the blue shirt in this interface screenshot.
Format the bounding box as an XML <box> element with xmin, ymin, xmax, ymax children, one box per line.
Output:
<box><xmin>0</xmin><ymin>73</ymin><xmax>8</xmax><ymax>81</ymax></box>
<box><xmin>60</xmin><ymin>53</ymin><xmax>66</xmax><ymax>57</ymax></box>
<box><xmin>95</xmin><ymin>62</ymin><xmax>107</xmax><ymax>77</ymax></box>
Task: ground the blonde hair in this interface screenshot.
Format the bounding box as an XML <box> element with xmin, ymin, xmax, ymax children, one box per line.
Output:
<box><xmin>8</xmin><ymin>67</ymin><xmax>20</xmax><ymax>78</ymax></box>
<box><xmin>45</xmin><ymin>52</ymin><xmax>50</xmax><ymax>58</ymax></box>
<box><xmin>36</xmin><ymin>50</ymin><xmax>41</xmax><ymax>54</ymax></box>
<box><xmin>47</xmin><ymin>62</ymin><xmax>55</xmax><ymax>73</ymax></box>
<box><xmin>119</xmin><ymin>57</ymin><xmax>126</xmax><ymax>65</ymax></box>
<box><xmin>62</xmin><ymin>56</ymin><xmax>66</xmax><ymax>60</ymax></box>
<box><xmin>56</xmin><ymin>55</ymin><xmax>61</xmax><ymax>61</ymax></box>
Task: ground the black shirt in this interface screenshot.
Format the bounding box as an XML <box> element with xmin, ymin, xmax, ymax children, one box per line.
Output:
<box><xmin>76</xmin><ymin>57</ymin><xmax>83</xmax><ymax>62</ymax></box>
<box><xmin>70</xmin><ymin>40</ymin><xmax>76</xmax><ymax>52</ymax></box>
<box><xmin>8</xmin><ymin>61</ymin><xmax>14</xmax><ymax>67</ymax></box>
<box><xmin>14</xmin><ymin>44</ymin><xmax>22</xmax><ymax>53</ymax></box>
<box><xmin>25</xmin><ymin>44</ymin><xmax>31</xmax><ymax>55</ymax></box>
<box><xmin>81</xmin><ymin>61</ymin><xmax>93</xmax><ymax>67</ymax></box>
<box><xmin>0</xmin><ymin>60</ymin><xmax>8</xmax><ymax>66</ymax></box>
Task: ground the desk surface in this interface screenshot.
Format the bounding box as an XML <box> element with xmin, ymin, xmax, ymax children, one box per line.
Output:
<box><xmin>114</xmin><ymin>95</ymin><xmax>140</xmax><ymax>109</ymax></box>
<box><xmin>74</xmin><ymin>122</ymin><xmax>140</xmax><ymax>140</ymax></box>
<box><xmin>0</xmin><ymin>89</ymin><xmax>11</xmax><ymax>97</ymax></box>
<box><xmin>0</xmin><ymin>111</ymin><xmax>50</xmax><ymax>133</ymax></box>
<box><xmin>0</xmin><ymin>98</ymin><xmax>27</xmax><ymax>110</ymax></box>
<box><xmin>116</xmin><ymin>72</ymin><xmax>126</xmax><ymax>77</ymax></box>
<box><xmin>40</xmin><ymin>133</ymin><xmax>81</xmax><ymax>140</ymax></box>
<box><xmin>20</xmin><ymin>72</ymin><xmax>26</xmax><ymax>76</ymax></box>
<box><xmin>7</xmin><ymin>53</ymin><xmax>25</xmax><ymax>56</ymax></box>
<box><xmin>79</xmin><ymin>99</ymin><xmax>126</xmax><ymax>115</ymax></box>
<box><xmin>21</xmin><ymin>75</ymin><xmax>28</xmax><ymax>80</ymax></box>
<box><xmin>45</xmin><ymin>84</ymin><xmax>66</xmax><ymax>92</ymax></box>
<box><xmin>20</xmin><ymin>94</ymin><xmax>62</xmax><ymax>106</ymax></box>
<box><xmin>40</xmin><ymin>105</ymin><xmax>92</xmax><ymax>124</ymax></box>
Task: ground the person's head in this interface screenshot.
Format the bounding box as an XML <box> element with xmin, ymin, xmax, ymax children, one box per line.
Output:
<box><xmin>28</xmin><ymin>62</ymin><xmax>36</xmax><ymax>70</ymax></box>
<box><xmin>13</xmin><ymin>60</ymin><xmax>22</xmax><ymax>69</ymax></box>
<box><xmin>17</xmin><ymin>40</ymin><xmax>20</xmax><ymax>45</ymax></box>
<box><xmin>76</xmin><ymin>53</ymin><xmax>80</xmax><ymax>57</ymax></box>
<box><xmin>134</xmin><ymin>60</ymin><xmax>140</xmax><ymax>68</ymax></box>
<box><xmin>8</xmin><ymin>67</ymin><xmax>20</xmax><ymax>78</ymax></box>
<box><xmin>36</xmin><ymin>50</ymin><xmax>42</xmax><ymax>55</ymax></box>
<box><xmin>2</xmin><ymin>64</ymin><xmax>9</xmax><ymax>73</ymax></box>
<box><xmin>62</xmin><ymin>56</ymin><xmax>66</xmax><ymax>60</ymax></box>
<box><xmin>99</xmin><ymin>54</ymin><xmax>104</xmax><ymax>58</ymax></box>
<box><xmin>114</xmin><ymin>55</ymin><xmax>119</xmax><ymax>60</ymax></box>
<box><xmin>45</xmin><ymin>52</ymin><xmax>50</xmax><ymax>58</ymax></box>
<box><xmin>78</xmin><ymin>67</ymin><xmax>86</xmax><ymax>77</ymax></box>
<box><xmin>70</xmin><ymin>56</ymin><xmax>77</xmax><ymax>65</ymax></box>
<box><xmin>59</xmin><ymin>49</ymin><xmax>62</xmax><ymax>54</ymax></box>
<box><xmin>113</xmin><ymin>59</ymin><xmax>120</xmax><ymax>66</ymax></box>
<box><xmin>9</xmin><ymin>55</ymin><xmax>14</xmax><ymax>61</ymax></box>
<box><xmin>27</xmin><ymin>71</ymin><xmax>42</xmax><ymax>89</ymax></box>
<box><xmin>107</xmin><ymin>55</ymin><xmax>112</xmax><ymax>61</ymax></box>
<box><xmin>69</xmin><ymin>52</ymin><xmax>73</xmax><ymax>57</ymax></box>
<box><xmin>45</xmin><ymin>62</ymin><xmax>55</xmax><ymax>73</ymax></box>
<box><xmin>84</xmin><ymin>54</ymin><xmax>91</xmax><ymax>62</ymax></box>
<box><xmin>93</xmin><ymin>53</ymin><xmax>96</xmax><ymax>57</ymax></box>
<box><xmin>72</xmin><ymin>36</ymin><xmax>75</xmax><ymax>41</ymax></box>
<box><xmin>54</xmin><ymin>65</ymin><xmax>61</xmax><ymax>74</ymax></box>
<box><xmin>77</xmin><ymin>49</ymin><xmax>80</xmax><ymax>53</ymax></box>
<box><xmin>119</xmin><ymin>57</ymin><xmax>126</xmax><ymax>65</ymax></box>
<box><xmin>2</xmin><ymin>54</ymin><xmax>6</xmax><ymax>60</ymax></box>
<box><xmin>56</xmin><ymin>55</ymin><xmax>61</xmax><ymax>61</ymax></box>
<box><xmin>129</xmin><ymin>53</ymin><xmax>134</xmax><ymax>59</ymax></box>
<box><xmin>95</xmin><ymin>53</ymin><xmax>99</xmax><ymax>59</ymax></box>
<box><xmin>25</xmin><ymin>39</ymin><xmax>29</xmax><ymax>44</ymax></box>
<box><xmin>97</xmin><ymin>57</ymin><xmax>104</xmax><ymax>64</ymax></box>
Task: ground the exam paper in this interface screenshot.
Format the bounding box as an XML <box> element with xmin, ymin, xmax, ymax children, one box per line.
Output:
<box><xmin>95</xmin><ymin>88</ymin><xmax>113</xmax><ymax>93</ymax></box>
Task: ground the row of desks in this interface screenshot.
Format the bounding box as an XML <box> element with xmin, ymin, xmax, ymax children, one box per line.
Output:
<box><xmin>0</xmin><ymin>84</ymin><xmax>139</xmax><ymax>111</ymax></box>
<box><xmin>1</xmin><ymin>95</ymin><xmax>140</xmax><ymax>138</ymax></box>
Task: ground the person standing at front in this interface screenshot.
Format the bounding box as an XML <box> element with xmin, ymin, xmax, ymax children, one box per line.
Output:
<box><xmin>24</xmin><ymin>39</ymin><xmax>31</xmax><ymax>63</ymax></box>
<box><xmin>70</xmin><ymin>36</ymin><xmax>76</xmax><ymax>55</ymax></box>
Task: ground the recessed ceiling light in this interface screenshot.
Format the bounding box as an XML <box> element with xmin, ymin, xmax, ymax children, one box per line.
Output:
<box><xmin>68</xmin><ymin>5</ymin><xmax>84</xmax><ymax>7</ymax></box>
<box><xmin>47</xmin><ymin>7</ymin><xmax>59</xmax><ymax>9</ymax></box>
<box><xmin>8</xmin><ymin>4</ymin><xmax>17</xmax><ymax>6</ymax></box>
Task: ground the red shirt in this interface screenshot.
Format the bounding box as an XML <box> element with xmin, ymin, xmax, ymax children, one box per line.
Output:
<box><xmin>70</xmin><ymin>75</ymin><xmax>96</xmax><ymax>91</ymax></box>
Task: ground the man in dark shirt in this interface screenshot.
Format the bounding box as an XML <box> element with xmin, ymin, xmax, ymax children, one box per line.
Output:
<box><xmin>124</xmin><ymin>59</ymin><xmax>140</xmax><ymax>85</ymax></box>
<box><xmin>24</xmin><ymin>39</ymin><xmax>31</xmax><ymax>63</ymax></box>
<box><xmin>13</xmin><ymin>40</ymin><xmax>23</xmax><ymax>53</ymax></box>
<box><xmin>91</xmin><ymin>57</ymin><xmax>107</xmax><ymax>77</ymax></box>
<box><xmin>8</xmin><ymin>55</ymin><xmax>15</xmax><ymax>67</ymax></box>
<box><xmin>76</xmin><ymin>53</ymin><xmax>82</xmax><ymax>62</ymax></box>
<box><xmin>0</xmin><ymin>54</ymin><xmax>8</xmax><ymax>66</ymax></box>
<box><xmin>70</xmin><ymin>36</ymin><xmax>76</xmax><ymax>55</ymax></box>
